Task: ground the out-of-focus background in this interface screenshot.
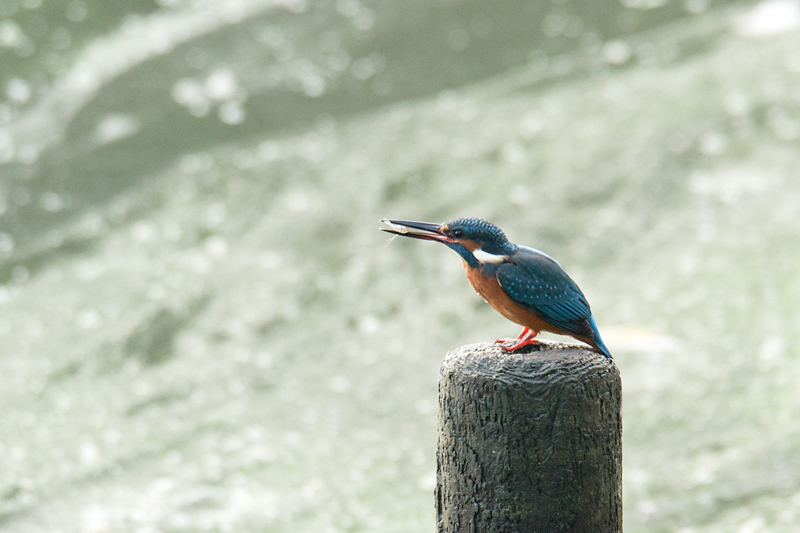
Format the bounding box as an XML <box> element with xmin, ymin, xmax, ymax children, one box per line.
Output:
<box><xmin>1</xmin><ymin>0</ymin><xmax>800</xmax><ymax>531</ymax></box>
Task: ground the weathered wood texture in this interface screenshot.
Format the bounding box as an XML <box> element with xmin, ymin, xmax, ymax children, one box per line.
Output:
<box><xmin>436</xmin><ymin>341</ymin><xmax>622</xmax><ymax>533</ymax></box>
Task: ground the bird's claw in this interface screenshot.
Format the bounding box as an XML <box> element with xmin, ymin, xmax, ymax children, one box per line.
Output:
<box><xmin>497</xmin><ymin>327</ymin><xmax>540</xmax><ymax>352</ymax></box>
<box><xmin>501</xmin><ymin>337</ymin><xmax>541</xmax><ymax>353</ymax></box>
<box><xmin>494</xmin><ymin>327</ymin><xmax>533</xmax><ymax>345</ymax></box>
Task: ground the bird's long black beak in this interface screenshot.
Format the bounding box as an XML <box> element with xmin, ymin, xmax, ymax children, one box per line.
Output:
<box><xmin>380</xmin><ymin>219</ymin><xmax>453</xmax><ymax>243</ymax></box>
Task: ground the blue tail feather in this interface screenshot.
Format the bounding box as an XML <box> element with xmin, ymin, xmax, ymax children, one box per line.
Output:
<box><xmin>588</xmin><ymin>315</ymin><xmax>612</xmax><ymax>359</ymax></box>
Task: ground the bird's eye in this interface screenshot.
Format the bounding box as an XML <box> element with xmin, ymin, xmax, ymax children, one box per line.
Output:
<box><xmin>452</xmin><ymin>228</ymin><xmax>464</xmax><ymax>239</ymax></box>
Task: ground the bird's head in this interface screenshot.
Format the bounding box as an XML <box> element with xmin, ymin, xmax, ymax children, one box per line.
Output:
<box><xmin>380</xmin><ymin>217</ymin><xmax>516</xmax><ymax>267</ymax></box>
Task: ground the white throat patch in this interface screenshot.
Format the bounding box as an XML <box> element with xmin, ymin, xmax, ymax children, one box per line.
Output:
<box><xmin>472</xmin><ymin>248</ymin><xmax>507</xmax><ymax>264</ymax></box>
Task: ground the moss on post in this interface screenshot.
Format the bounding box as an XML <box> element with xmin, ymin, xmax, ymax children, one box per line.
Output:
<box><xmin>436</xmin><ymin>340</ymin><xmax>622</xmax><ymax>532</ymax></box>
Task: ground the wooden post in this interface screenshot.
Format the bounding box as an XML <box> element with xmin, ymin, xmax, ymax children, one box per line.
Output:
<box><xmin>436</xmin><ymin>341</ymin><xmax>622</xmax><ymax>532</ymax></box>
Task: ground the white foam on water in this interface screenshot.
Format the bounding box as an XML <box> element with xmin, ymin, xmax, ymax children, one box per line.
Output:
<box><xmin>734</xmin><ymin>0</ymin><xmax>800</xmax><ymax>37</ymax></box>
<box><xmin>6</xmin><ymin>0</ymin><xmax>298</xmax><ymax>156</ymax></box>
<box><xmin>93</xmin><ymin>113</ymin><xmax>141</xmax><ymax>145</ymax></box>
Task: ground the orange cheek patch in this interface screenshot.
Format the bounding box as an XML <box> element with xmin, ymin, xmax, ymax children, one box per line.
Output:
<box><xmin>459</xmin><ymin>240</ymin><xmax>481</xmax><ymax>252</ymax></box>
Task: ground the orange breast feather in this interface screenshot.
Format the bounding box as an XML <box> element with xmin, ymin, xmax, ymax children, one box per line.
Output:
<box><xmin>463</xmin><ymin>262</ymin><xmax>577</xmax><ymax>338</ymax></box>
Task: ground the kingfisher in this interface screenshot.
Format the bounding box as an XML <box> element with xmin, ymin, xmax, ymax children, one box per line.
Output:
<box><xmin>381</xmin><ymin>217</ymin><xmax>611</xmax><ymax>358</ymax></box>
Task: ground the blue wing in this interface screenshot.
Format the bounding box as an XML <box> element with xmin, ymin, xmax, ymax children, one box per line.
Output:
<box><xmin>496</xmin><ymin>246</ymin><xmax>596</xmax><ymax>340</ymax></box>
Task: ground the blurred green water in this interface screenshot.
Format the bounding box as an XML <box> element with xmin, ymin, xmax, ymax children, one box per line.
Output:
<box><xmin>2</xmin><ymin>0</ymin><xmax>800</xmax><ymax>531</ymax></box>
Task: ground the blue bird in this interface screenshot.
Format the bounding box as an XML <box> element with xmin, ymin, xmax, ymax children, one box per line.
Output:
<box><xmin>381</xmin><ymin>217</ymin><xmax>612</xmax><ymax>358</ymax></box>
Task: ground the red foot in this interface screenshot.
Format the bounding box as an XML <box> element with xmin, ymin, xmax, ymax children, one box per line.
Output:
<box><xmin>502</xmin><ymin>336</ymin><xmax>540</xmax><ymax>352</ymax></box>
<box><xmin>498</xmin><ymin>328</ymin><xmax>540</xmax><ymax>352</ymax></box>
<box><xmin>494</xmin><ymin>327</ymin><xmax>531</xmax><ymax>344</ymax></box>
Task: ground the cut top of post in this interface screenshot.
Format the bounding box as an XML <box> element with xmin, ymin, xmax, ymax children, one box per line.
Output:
<box><xmin>440</xmin><ymin>339</ymin><xmax>618</xmax><ymax>387</ymax></box>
